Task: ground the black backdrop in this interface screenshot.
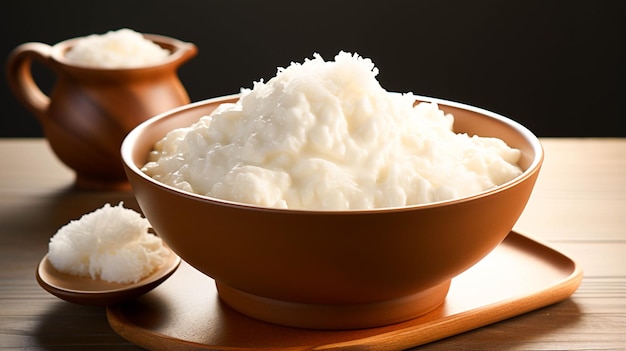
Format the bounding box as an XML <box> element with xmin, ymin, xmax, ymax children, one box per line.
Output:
<box><xmin>1</xmin><ymin>0</ymin><xmax>624</xmax><ymax>137</ymax></box>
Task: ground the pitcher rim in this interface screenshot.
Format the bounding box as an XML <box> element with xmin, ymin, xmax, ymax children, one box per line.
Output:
<box><xmin>48</xmin><ymin>33</ymin><xmax>197</xmax><ymax>72</ymax></box>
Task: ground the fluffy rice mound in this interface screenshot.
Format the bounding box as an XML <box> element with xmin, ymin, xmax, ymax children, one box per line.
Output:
<box><xmin>65</xmin><ymin>28</ymin><xmax>170</xmax><ymax>68</ymax></box>
<box><xmin>143</xmin><ymin>52</ymin><xmax>523</xmax><ymax>210</ymax></box>
<box><xmin>47</xmin><ymin>202</ymin><xmax>169</xmax><ymax>284</ymax></box>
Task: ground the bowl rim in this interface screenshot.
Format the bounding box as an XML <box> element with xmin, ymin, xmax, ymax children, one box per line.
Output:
<box><xmin>121</xmin><ymin>94</ymin><xmax>544</xmax><ymax>214</ymax></box>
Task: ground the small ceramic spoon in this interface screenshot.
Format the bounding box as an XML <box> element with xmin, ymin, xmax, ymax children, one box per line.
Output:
<box><xmin>36</xmin><ymin>248</ymin><xmax>181</xmax><ymax>306</ymax></box>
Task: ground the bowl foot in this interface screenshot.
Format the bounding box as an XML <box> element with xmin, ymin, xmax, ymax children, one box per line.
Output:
<box><xmin>215</xmin><ymin>279</ymin><xmax>451</xmax><ymax>330</ymax></box>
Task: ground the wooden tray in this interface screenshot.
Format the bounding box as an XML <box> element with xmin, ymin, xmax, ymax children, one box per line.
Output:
<box><xmin>107</xmin><ymin>231</ymin><xmax>582</xmax><ymax>350</ymax></box>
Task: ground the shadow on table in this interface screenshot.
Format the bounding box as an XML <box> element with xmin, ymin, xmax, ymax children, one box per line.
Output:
<box><xmin>33</xmin><ymin>301</ymin><xmax>141</xmax><ymax>351</ymax></box>
<box><xmin>0</xmin><ymin>184</ymin><xmax>140</xmax><ymax>239</ymax></box>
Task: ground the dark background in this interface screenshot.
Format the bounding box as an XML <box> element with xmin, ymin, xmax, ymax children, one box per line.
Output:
<box><xmin>1</xmin><ymin>0</ymin><xmax>624</xmax><ymax>138</ymax></box>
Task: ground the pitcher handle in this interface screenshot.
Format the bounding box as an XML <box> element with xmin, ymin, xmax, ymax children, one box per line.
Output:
<box><xmin>6</xmin><ymin>42</ymin><xmax>53</xmax><ymax>122</ymax></box>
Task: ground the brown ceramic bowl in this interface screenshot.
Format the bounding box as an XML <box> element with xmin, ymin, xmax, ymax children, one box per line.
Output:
<box><xmin>121</xmin><ymin>94</ymin><xmax>543</xmax><ymax>330</ymax></box>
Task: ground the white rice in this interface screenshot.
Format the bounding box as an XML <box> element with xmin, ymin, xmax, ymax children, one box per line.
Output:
<box><xmin>64</xmin><ymin>28</ymin><xmax>170</xmax><ymax>68</ymax></box>
<box><xmin>143</xmin><ymin>52</ymin><xmax>523</xmax><ymax>210</ymax></box>
<box><xmin>47</xmin><ymin>202</ymin><xmax>169</xmax><ymax>284</ymax></box>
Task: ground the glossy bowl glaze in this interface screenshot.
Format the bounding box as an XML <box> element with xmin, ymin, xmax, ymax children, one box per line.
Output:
<box><xmin>121</xmin><ymin>94</ymin><xmax>543</xmax><ymax>330</ymax></box>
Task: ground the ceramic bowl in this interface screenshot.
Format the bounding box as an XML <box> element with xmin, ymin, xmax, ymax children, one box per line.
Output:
<box><xmin>121</xmin><ymin>94</ymin><xmax>543</xmax><ymax>330</ymax></box>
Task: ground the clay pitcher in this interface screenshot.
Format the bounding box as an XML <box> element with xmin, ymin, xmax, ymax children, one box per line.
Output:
<box><xmin>6</xmin><ymin>33</ymin><xmax>197</xmax><ymax>190</ymax></box>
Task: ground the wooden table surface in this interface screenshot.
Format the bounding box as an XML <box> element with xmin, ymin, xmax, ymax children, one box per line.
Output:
<box><xmin>1</xmin><ymin>138</ymin><xmax>624</xmax><ymax>350</ymax></box>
